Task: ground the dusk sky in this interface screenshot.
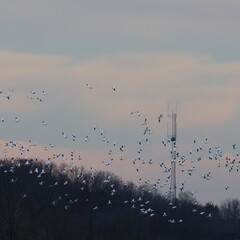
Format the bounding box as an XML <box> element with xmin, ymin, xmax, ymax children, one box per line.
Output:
<box><xmin>1</xmin><ymin>0</ymin><xmax>240</xmax><ymax>204</ymax></box>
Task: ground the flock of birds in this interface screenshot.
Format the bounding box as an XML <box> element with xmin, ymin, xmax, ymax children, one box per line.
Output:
<box><xmin>0</xmin><ymin>157</ymin><xmax>214</xmax><ymax>223</ymax></box>
<box><xmin>0</xmin><ymin>85</ymin><xmax>240</xmax><ymax>224</ymax></box>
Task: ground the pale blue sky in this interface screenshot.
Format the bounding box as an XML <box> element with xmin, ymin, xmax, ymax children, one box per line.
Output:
<box><xmin>1</xmin><ymin>0</ymin><xmax>240</xmax><ymax>61</ymax></box>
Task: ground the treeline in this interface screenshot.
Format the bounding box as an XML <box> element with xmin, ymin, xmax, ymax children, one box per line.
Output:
<box><xmin>0</xmin><ymin>158</ymin><xmax>239</xmax><ymax>240</ymax></box>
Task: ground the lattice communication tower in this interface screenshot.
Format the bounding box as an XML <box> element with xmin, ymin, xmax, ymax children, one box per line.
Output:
<box><xmin>168</xmin><ymin>109</ymin><xmax>177</xmax><ymax>200</ymax></box>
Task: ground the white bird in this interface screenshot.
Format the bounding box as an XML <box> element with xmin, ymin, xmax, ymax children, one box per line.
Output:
<box><xmin>11</xmin><ymin>178</ymin><xmax>17</xmax><ymax>183</ymax></box>
<box><xmin>131</xmin><ymin>111</ymin><xmax>141</xmax><ymax>117</ymax></box>
<box><xmin>86</xmin><ymin>83</ymin><xmax>93</xmax><ymax>89</ymax></box>
<box><xmin>225</xmin><ymin>186</ymin><xmax>230</xmax><ymax>190</ymax></box>
<box><xmin>27</xmin><ymin>95</ymin><xmax>34</xmax><ymax>100</ymax></box>
<box><xmin>143</xmin><ymin>127</ymin><xmax>149</xmax><ymax>135</ymax></box>
<box><xmin>120</xmin><ymin>145</ymin><xmax>125</xmax><ymax>152</ymax></box>
<box><xmin>42</xmin><ymin>90</ymin><xmax>48</xmax><ymax>96</ymax></box>
<box><xmin>142</xmin><ymin>118</ymin><xmax>147</xmax><ymax>125</ymax></box>
<box><xmin>42</xmin><ymin>121</ymin><xmax>47</xmax><ymax>126</ymax></box>
<box><xmin>158</xmin><ymin>114</ymin><xmax>163</xmax><ymax>122</ymax></box>
<box><xmin>15</xmin><ymin>117</ymin><xmax>20</xmax><ymax>123</ymax></box>
<box><xmin>5</xmin><ymin>93</ymin><xmax>11</xmax><ymax>100</ymax></box>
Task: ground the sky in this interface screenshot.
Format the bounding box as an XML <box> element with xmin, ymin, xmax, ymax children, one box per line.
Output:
<box><xmin>0</xmin><ymin>0</ymin><xmax>240</xmax><ymax>204</ymax></box>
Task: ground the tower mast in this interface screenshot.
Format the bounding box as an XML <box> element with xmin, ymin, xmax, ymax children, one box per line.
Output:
<box><xmin>168</xmin><ymin>108</ymin><xmax>177</xmax><ymax>200</ymax></box>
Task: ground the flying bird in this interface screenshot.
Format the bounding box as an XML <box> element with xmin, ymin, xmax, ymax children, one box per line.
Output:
<box><xmin>86</xmin><ymin>83</ymin><xmax>93</xmax><ymax>89</ymax></box>
<box><xmin>158</xmin><ymin>114</ymin><xmax>163</xmax><ymax>122</ymax></box>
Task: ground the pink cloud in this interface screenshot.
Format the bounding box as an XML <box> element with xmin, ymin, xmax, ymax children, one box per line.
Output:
<box><xmin>1</xmin><ymin>50</ymin><xmax>240</xmax><ymax>129</ymax></box>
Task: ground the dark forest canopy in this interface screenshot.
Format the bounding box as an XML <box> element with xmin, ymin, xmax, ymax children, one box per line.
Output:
<box><xmin>0</xmin><ymin>158</ymin><xmax>240</xmax><ymax>240</ymax></box>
